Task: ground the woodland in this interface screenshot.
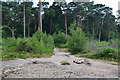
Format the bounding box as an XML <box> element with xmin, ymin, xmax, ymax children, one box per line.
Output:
<box><xmin>1</xmin><ymin>1</ymin><xmax>120</xmax><ymax>62</ymax></box>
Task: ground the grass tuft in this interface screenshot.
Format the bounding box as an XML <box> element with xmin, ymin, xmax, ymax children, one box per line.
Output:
<box><xmin>60</xmin><ymin>61</ymin><xmax>70</xmax><ymax>65</ymax></box>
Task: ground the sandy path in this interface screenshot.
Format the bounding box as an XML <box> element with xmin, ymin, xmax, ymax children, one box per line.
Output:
<box><xmin>2</xmin><ymin>48</ymin><xmax>118</xmax><ymax>78</ymax></box>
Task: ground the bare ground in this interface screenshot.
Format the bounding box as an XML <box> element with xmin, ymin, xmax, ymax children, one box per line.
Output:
<box><xmin>2</xmin><ymin>48</ymin><xmax>118</xmax><ymax>78</ymax></box>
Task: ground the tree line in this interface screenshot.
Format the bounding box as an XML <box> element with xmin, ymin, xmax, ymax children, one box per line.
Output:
<box><xmin>2</xmin><ymin>1</ymin><xmax>119</xmax><ymax>41</ymax></box>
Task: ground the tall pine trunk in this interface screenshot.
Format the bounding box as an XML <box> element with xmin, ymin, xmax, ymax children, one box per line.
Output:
<box><xmin>50</xmin><ymin>17</ymin><xmax>52</xmax><ymax>34</ymax></box>
<box><xmin>65</xmin><ymin>14</ymin><xmax>67</xmax><ymax>35</ymax></box>
<box><xmin>98</xmin><ymin>30</ymin><xmax>101</xmax><ymax>42</ymax></box>
<box><xmin>78</xmin><ymin>17</ymin><xmax>80</xmax><ymax>27</ymax></box>
<box><xmin>35</xmin><ymin>21</ymin><xmax>37</xmax><ymax>32</ymax></box>
<box><xmin>99</xmin><ymin>18</ymin><xmax>104</xmax><ymax>41</ymax></box>
<box><xmin>108</xmin><ymin>27</ymin><xmax>110</xmax><ymax>41</ymax></box>
<box><xmin>27</xmin><ymin>17</ymin><xmax>30</xmax><ymax>37</ymax></box>
<box><xmin>28</xmin><ymin>25</ymin><xmax>30</xmax><ymax>37</ymax></box>
<box><xmin>87</xmin><ymin>18</ymin><xmax>89</xmax><ymax>36</ymax></box>
<box><xmin>77</xmin><ymin>15</ymin><xmax>82</xmax><ymax>27</ymax></box>
<box><xmin>23</xmin><ymin>2</ymin><xmax>26</xmax><ymax>38</ymax></box>
<box><xmin>92</xmin><ymin>22</ymin><xmax>95</xmax><ymax>39</ymax></box>
<box><xmin>38</xmin><ymin>0</ymin><xmax>42</xmax><ymax>31</ymax></box>
<box><xmin>34</xmin><ymin>16</ymin><xmax>37</xmax><ymax>32</ymax></box>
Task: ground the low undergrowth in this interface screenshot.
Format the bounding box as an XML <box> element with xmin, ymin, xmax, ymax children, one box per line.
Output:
<box><xmin>53</xmin><ymin>32</ymin><xmax>69</xmax><ymax>48</ymax></box>
<box><xmin>1</xmin><ymin>51</ymin><xmax>53</xmax><ymax>61</ymax></box>
<box><xmin>2</xmin><ymin>30</ymin><xmax>54</xmax><ymax>60</ymax></box>
<box><xmin>60</xmin><ymin>61</ymin><xmax>70</xmax><ymax>65</ymax></box>
<box><xmin>74</xmin><ymin>47</ymin><xmax>119</xmax><ymax>62</ymax></box>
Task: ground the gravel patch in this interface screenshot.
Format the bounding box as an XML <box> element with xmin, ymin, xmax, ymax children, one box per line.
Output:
<box><xmin>2</xmin><ymin>48</ymin><xmax>118</xmax><ymax>78</ymax></box>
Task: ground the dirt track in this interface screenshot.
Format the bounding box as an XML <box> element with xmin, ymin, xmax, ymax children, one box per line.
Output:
<box><xmin>2</xmin><ymin>48</ymin><xmax>118</xmax><ymax>78</ymax></box>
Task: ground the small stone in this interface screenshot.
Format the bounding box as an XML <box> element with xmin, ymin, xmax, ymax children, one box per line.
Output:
<box><xmin>32</xmin><ymin>61</ymin><xmax>38</xmax><ymax>64</ymax></box>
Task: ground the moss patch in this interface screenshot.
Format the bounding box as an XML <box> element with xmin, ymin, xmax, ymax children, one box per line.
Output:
<box><xmin>60</xmin><ymin>61</ymin><xmax>70</xmax><ymax>65</ymax></box>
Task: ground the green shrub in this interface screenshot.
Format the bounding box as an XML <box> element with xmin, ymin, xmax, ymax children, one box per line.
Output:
<box><xmin>32</xmin><ymin>30</ymin><xmax>46</xmax><ymax>41</ymax></box>
<box><xmin>81</xmin><ymin>50</ymin><xmax>91</xmax><ymax>54</ymax></box>
<box><xmin>53</xmin><ymin>32</ymin><xmax>69</xmax><ymax>48</ymax></box>
<box><xmin>32</xmin><ymin>31</ymin><xmax>54</xmax><ymax>53</ymax></box>
<box><xmin>2</xmin><ymin>30</ymin><xmax>54</xmax><ymax>60</ymax></box>
<box><xmin>9</xmin><ymin>31</ymin><xmax>54</xmax><ymax>54</ymax></box>
<box><xmin>2</xmin><ymin>38</ymin><xmax>18</xmax><ymax>51</ymax></box>
<box><xmin>68</xmin><ymin>28</ymin><xmax>87</xmax><ymax>54</ymax></box>
<box><xmin>16</xmin><ymin>38</ymin><xmax>33</xmax><ymax>52</ymax></box>
<box><xmin>86</xmin><ymin>40</ymin><xmax>109</xmax><ymax>51</ymax></box>
<box><xmin>15</xmin><ymin>31</ymin><xmax>54</xmax><ymax>54</ymax></box>
<box><xmin>92</xmin><ymin>47</ymin><xmax>118</xmax><ymax>60</ymax></box>
<box><xmin>87</xmin><ymin>39</ymin><xmax>119</xmax><ymax>52</ymax></box>
<box><xmin>109</xmin><ymin>39</ymin><xmax>119</xmax><ymax>49</ymax></box>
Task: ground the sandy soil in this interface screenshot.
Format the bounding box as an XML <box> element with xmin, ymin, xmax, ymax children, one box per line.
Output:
<box><xmin>2</xmin><ymin>48</ymin><xmax>118</xmax><ymax>78</ymax></box>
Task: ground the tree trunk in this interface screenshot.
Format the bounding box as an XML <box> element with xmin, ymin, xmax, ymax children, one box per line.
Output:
<box><xmin>35</xmin><ymin>21</ymin><xmax>37</xmax><ymax>32</ymax></box>
<box><xmin>9</xmin><ymin>27</ymin><xmax>16</xmax><ymax>38</ymax></box>
<box><xmin>99</xmin><ymin>18</ymin><xmax>104</xmax><ymax>41</ymax></box>
<box><xmin>50</xmin><ymin>17</ymin><xmax>52</xmax><ymax>34</ymax></box>
<box><xmin>98</xmin><ymin>30</ymin><xmax>101</xmax><ymax>42</ymax></box>
<box><xmin>92</xmin><ymin>22</ymin><xmax>95</xmax><ymax>39</ymax></box>
<box><xmin>34</xmin><ymin>16</ymin><xmax>37</xmax><ymax>32</ymax></box>
<box><xmin>27</xmin><ymin>15</ymin><xmax>31</xmax><ymax>37</ymax></box>
<box><xmin>27</xmin><ymin>20</ymin><xmax>30</xmax><ymax>37</ymax></box>
<box><xmin>108</xmin><ymin>27</ymin><xmax>110</xmax><ymax>41</ymax></box>
<box><xmin>78</xmin><ymin>17</ymin><xmax>80</xmax><ymax>27</ymax></box>
<box><xmin>38</xmin><ymin>0</ymin><xmax>42</xmax><ymax>31</ymax></box>
<box><xmin>76</xmin><ymin>18</ymin><xmax>78</xmax><ymax>27</ymax></box>
<box><xmin>11</xmin><ymin>30</ymin><xmax>15</xmax><ymax>38</ymax></box>
<box><xmin>87</xmin><ymin>18</ymin><xmax>89</xmax><ymax>36</ymax></box>
<box><xmin>77</xmin><ymin>15</ymin><xmax>82</xmax><ymax>27</ymax></box>
<box><xmin>28</xmin><ymin>25</ymin><xmax>30</xmax><ymax>37</ymax></box>
<box><xmin>23</xmin><ymin>2</ymin><xmax>26</xmax><ymax>38</ymax></box>
<box><xmin>65</xmin><ymin>14</ymin><xmax>67</xmax><ymax>35</ymax></box>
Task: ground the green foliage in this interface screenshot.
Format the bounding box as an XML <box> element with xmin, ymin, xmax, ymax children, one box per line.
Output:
<box><xmin>2</xmin><ymin>2</ymin><xmax>119</xmax><ymax>62</ymax></box>
<box><xmin>2</xmin><ymin>31</ymin><xmax>54</xmax><ymax>60</ymax></box>
<box><xmin>75</xmin><ymin>39</ymin><xmax>119</xmax><ymax>62</ymax></box>
<box><xmin>2</xmin><ymin>38</ymin><xmax>18</xmax><ymax>51</ymax></box>
<box><xmin>2</xmin><ymin>2</ymin><xmax>118</xmax><ymax>41</ymax></box>
<box><xmin>32</xmin><ymin>30</ymin><xmax>54</xmax><ymax>53</ymax></box>
<box><xmin>2</xmin><ymin>51</ymin><xmax>28</xmax><ymax>60</ymax></box>
<box><xmin>68</xmin><ymin>20</ymin><xmax>77</xmax><ymax>33</ymax></box>
<box><xmin>108</xmin><ymin>39</ymin><xmax>119</xmax><ymax>49</ymax></box>
<box><xmin>86</xmin><ymin>40</ymin><xmax>109</xmax><ymax>51</ymax></box>
<box><xmin>32</xmin><ymin>30</ymin><xmax>46</xmax><ymax>41</ymax></box>
<box><xmin>92</xmin><ymin>47</ymin><xmax>118</xmax><ymax>60</ymax></box>
<box><xmin>68</xmin><ymin>28</ymin><xmax>87</xmax><ymax>54</ymax></box>
<box><xmin>60</xmin><ymin>61</ymin><xmax>70</xmax><ymax>65</ymax></box>
<box><xmin>86</xmin><ymin>39</ymin><xmax>119</xmax><ymax>52</ymax></box>
<box><xmin>12</xmin><ymin>31</ymin><xmax>54</xmax><ymax>54</ymax></box>
<box><xmin>1</xmin><ymin>51</ymin><xmax>52</xmax><ymax>60</ymax></box>
<box><xmin>16</xmin><ymin>38</ymin><xmax>33</xmax><ymax>52</ymax></box>
<box><xmin>53</xmin><ymin>32</ymin><xmax>69</xmax><ymax>48</ymax></box>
